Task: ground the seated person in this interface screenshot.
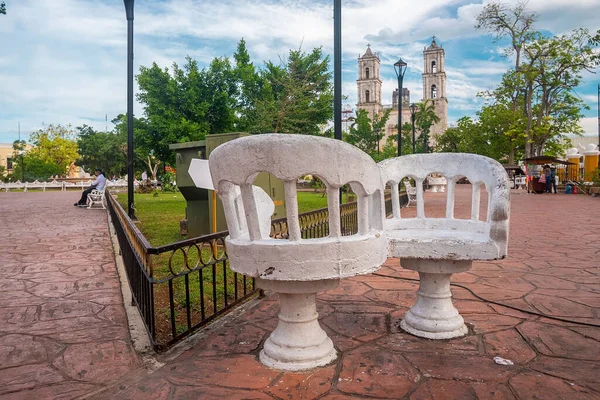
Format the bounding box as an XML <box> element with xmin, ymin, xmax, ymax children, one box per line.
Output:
<box><xmin>74</xmin><ymin>168</ymin><xmax>106</xmax><ymax>207</ymax></box>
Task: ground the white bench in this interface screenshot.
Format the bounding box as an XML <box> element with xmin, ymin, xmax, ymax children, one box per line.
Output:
<box><xmin>403</xmin><ymin>180</ymin><xmax>417</xmax><ymax>207</ymax></box>
<box><xmin>209</xmin><ymin>134</ymin><xmax>386</xmax><ymax>371</ymax></box>
<box><xmin>379</xmin><ymin>153</ymin><xmax>510</xmax><ymax>339</ymax></box>
<box><xmin>86</xmin><ymin>189</ymin><xmax>106</xmax><ymax>209</ymax></box>
<box><xmin>514</xmin><ymin>175</ymin><xmax>527</xmax><ymax>189</ymax></box>
<box><xmin>24</xmin><ymin>180</ymin><xmax>46</xmax><ymax>192</ymax></box>
<box><xmin>427</xmin><ymin>175</ymin><xmax>447</xmax><ymax>192</ymax></box>
<box><xmin>46</xmin><ymin>180</ymin><xmax>63</xmax><ymax>191</ymax></box>
<box><xmin>3</xmin><ymin>181</ymin><xmax>24</xmax><ymax>192</ymax></box>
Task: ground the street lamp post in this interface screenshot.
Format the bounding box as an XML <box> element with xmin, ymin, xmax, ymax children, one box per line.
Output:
<box><xmin>394</xmin><ymin>58</ymin><xmax>407</xmax><ymax>156</ymax></box>
<box><xmin>410</xmin><ymin>103</ymin><xmax>416</xmax><ymax>154</ymax></box>
<box><xmin>124</xmin><ymin>0</ymin><xmax>135</xmax><ymax>219</ymax></box>
<box><xmin>333</xmin><ymin>0</ymin><xmax>342</xmax><ymax>141</ymax></box>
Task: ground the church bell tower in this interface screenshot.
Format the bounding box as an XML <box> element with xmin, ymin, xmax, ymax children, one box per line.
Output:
<box><xmin>356</xmin><ymin>45</ymin><xmax>382</xmax><ymax>119</ymax></box>
<box><xmin>422</xmin><ymin>36</ymin><xmax>448</xmax><ymax>137</ymax></box>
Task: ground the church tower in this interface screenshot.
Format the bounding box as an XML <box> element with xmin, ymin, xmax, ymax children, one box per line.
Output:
<box><xmin>422</xmin><ymin>36</ymin><xmax>448</xmax><ymax>138</ymax></box>
<box><xmin>356</xmin><ymin>45</ymin><xmax>382</xmax><ymax>119</ymax></box>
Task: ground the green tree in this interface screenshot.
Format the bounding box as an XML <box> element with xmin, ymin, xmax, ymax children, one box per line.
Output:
<box><xmin>136</xmin><ymin>60</ymin><xmax>207</xmax><ymax>166</ymax></box>
<box><xmin>477</xmin><ymin>102</ymin><xmax>522</xmax><ymax>162</ymax></box>
<box><xmin>525</xmin><ymin>29</ymin><xmax>599</xmax><ymax>155</ymax></box>
<box><xmin>0</xmin><ymin>2</ymin><xmax>6</xmax><ymax>15</ymax></box>
<box><xmin>111</xmin><ymin>114</ymin><xmax>163</xmax><ymax>180</ymax></box>
<box><xmin>476</xmin><ymin>2</ymin><xmax>537</xmax><ymax>72</ymax></box>
<box><xmin>76</xmin><ymin>124</ymin><xmax>127</xmax><ymax>178</ymax></box>
<box><xmin>253</xmin><ymin>47</ymin><xmax>333</xmax><ymax>135</ymax></box>
<box><xmin>346</xmin><ymin>109</ymin><xmax>391</xmax><ymax>159</ymax></box>
<box><xmin>18</xmin><ymin>124</ymin><xmax>79</xmax><ymax>179</ymax></box>
<box><xmin>413</xmin><ymin>100</ymin><xmax>440</xmax><ymax>153</ymax></box>
<box><xmin>136</xmin><ymin>40</ymin><xmax>335</xmax><ymax>152</ymax></box>
<box><xmin>11</xmin><ymin>138</ymin><xmax>64</xmax><ymax>181</ymax></box>
<box><xmin>435</xmin><ymin>110</ymin><xmax>518</xmax><ymax>164</ymax></box>
<box><xmin>477</xmin><ymin>2</ymin><xmax>600</xmax><ymax>159</ymax></box>
<box><xmin>232</xmin><ymin>38</ymin><xmax>266</xmax><ymax>131</ymax></box>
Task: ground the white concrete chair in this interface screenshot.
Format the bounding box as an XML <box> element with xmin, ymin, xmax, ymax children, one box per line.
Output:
<box><xmin>379</xmin><ymin>153</ymin><xmax>510</xmax><ymax>339</ymax></box>
<box><xmin>209</xmin><ymin>133</ymin><xmax>386</xmax><ymax>371</ymax></box>
<box><xmin>86</xmin><ymin>189</ymin><xmax>106</xmax><ymax>209</ymax></box>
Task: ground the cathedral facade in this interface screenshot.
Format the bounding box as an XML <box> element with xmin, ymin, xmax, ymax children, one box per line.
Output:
<box><xmin>356</xmin><ymin>37</ymin><xmax>448</xmax><ymax>147</ymax></box>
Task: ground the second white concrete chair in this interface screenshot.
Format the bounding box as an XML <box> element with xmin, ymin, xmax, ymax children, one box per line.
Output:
<box><xmin>379</xmin><ymin>153</ymin><xmax>510</xmax><ymax>339</ymax></box>
<box><xmin>209</xmin><ymin>134</ymin><xmax>387</xmax><ymax>371</ymax></box>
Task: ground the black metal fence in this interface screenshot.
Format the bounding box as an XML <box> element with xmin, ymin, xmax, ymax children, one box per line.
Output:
<box><xmin>107</xmin><ymin>190</ymin><xmax>406</xmax><ymax>350</ymax></box>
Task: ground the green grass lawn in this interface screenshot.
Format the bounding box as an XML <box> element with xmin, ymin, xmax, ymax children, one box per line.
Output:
<box><xmin>115</xmin><ymin>192</ymin><xmax>187</xmax><ymax>246</ymax></box>
<box><xmin>297</xmin><ymin>191</ymin><xmax>350</xmax><ymax>214</ymax></box>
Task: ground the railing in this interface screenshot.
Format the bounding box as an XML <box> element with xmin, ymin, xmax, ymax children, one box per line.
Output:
<box><xmin>107</xmin><ymin>189</ymin><xmax>407</xmax><ymax>350</ymax></box>
<box><xmin>107</xmin><ymin>191</ymin><xmax>258</xmax><ymax>350</ymax></box>
<box><xmin>271</xmin><ymin>193</ymin><xmax>405</xmax><ymax>239</ymax></box>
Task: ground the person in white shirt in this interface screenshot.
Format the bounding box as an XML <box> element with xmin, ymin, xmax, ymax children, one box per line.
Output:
<box><xmin>74</xmin><ymin>168</ymin><xmax>107</xmax><ymax>207</ymax></box>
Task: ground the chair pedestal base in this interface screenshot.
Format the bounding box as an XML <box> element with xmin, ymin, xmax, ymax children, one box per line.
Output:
<box><xmin>400</xmin><ymin>259</ymin><xmax>471</xmax><ymax>339</ymax></box>
<box><xmin>257</xmin><ymin>278</ymin><xmax>338</xmax><ymax>371</ymax></box>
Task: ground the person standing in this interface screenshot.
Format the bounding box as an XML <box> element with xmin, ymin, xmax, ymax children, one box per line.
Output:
<box><xmin>543</xmin><ymin>165</ymin><xmax>552</xmax><ymax>193</ymax></box>
<box><xmin>550</xmin><ymin>167</ymin><xmax>557</xmax><ymax>193</ymax></box>
<box><xmin>74</xmin><ymin>168</ymin><xmax>106</xmax><ymax>207</ymax></box>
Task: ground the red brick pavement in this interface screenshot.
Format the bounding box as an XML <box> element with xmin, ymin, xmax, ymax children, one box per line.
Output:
<box><xmin>2</xmin><ymin>187</ymin><xmax>600</xmax><ymax>399</ymax></box>
<box><xmin>0</xmin><ymin>192</ymin><xmax>140</xmax><ymax>399</ymax></box>
<box><xmin>97</xmin><ymin>186</ymin><xmax>600</xmax><ymax>399</ymax></box>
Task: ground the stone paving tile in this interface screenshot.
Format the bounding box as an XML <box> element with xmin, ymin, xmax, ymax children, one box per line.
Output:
<box><xmin>97</xmin><ymin>186</ymin><xmax>600</xmax><ymax>399</ymax></box>
<box><xmin>4</xmin><ymin>186</ymin><xmax>600</xmax><ymax>399</ymax></box>
<box><xmin>0</xmin><ymin>192</ymin><xmax>140</xmax><ymax>398</ymax></box>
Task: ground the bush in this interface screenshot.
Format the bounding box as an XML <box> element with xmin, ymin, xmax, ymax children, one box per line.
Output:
<box><xmin>161</xmin><ymin>170</ymin><xmax>177</xmax><ymax>192</ymax></box>
<box><xmin>589</xmin><ymin>168</ymin><xmax>600</xmax><ymax>186</ymax></box>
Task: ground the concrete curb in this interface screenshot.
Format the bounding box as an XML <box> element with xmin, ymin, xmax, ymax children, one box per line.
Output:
<box><xmin>105</xmin><ymin>211</ymin><xmax>163</xmax><ymax>369</ymax></box>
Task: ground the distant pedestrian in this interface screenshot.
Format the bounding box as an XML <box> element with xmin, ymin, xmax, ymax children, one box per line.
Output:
<box><xmin>543</xmin><ymin>165</ymin><xmax>552</xmax><ymax>193</ymax></box>
<box><xmin>550</xmin><ymin>167</ymin><xmax>557</xmax><ymax>193</ymax></box>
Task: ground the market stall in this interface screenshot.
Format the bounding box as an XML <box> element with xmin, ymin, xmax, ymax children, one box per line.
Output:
<box><xmin>523</xmin><ymin>156</ymin><xmax>576</xmax><ymax>194</ymax></box>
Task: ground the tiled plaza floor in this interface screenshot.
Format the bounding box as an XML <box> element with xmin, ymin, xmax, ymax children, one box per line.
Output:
<box><xmin>1</xmin><ymin>187</ymin><xmax>599</xmax><ymax>399</ymax></box>
<box><xmin>0</xmin><ymin>192</ymin><xmax>140</xmax><ymax>399</ymax></box>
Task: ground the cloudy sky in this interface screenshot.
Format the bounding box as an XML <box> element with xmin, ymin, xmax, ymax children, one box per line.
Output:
<box><xmin>0</xmin><ymin>0</ymin><xmax>598</xmax><ymax>143</ymax></box>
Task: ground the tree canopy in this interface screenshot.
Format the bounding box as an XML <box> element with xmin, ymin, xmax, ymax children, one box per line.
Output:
<box><xmin>134</xmin><ymin>40</ymin><xmax>334</xmax><ymax>168</ymax></box>
<box><xmin>76</xmin><ymin>124</ymin><xmax>127</xmax><ymax>178</ymax></box>
<box><xmin>12</xmin><ymin>124</ymin><xmax>79</xmax><ymax>181</ymax></box>
<box><xmin>346</xmin><ymin>108</ymin><xmax>391</xmax><ymax>160</ymax></box>
<box><xmin>474</xmin><ymin>2</ymin><xmax>600</xmax><ymax>160</ymax></box>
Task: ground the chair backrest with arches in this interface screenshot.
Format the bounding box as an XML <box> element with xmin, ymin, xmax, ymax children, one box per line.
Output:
<box><xmin>379</xmin><ymin>153</ymin><xmax>510</xmax><ymax>256</ymax></box>
<box><xmin>209</xmin><ymin>134</ymin><xmax>384</xmax><ymax>243</ymax></box>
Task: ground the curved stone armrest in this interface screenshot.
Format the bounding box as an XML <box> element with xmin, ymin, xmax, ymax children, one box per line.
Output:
<box><xmin>379</xmin><ymin>153</ymin><xmax>510</xmax><ymax>258</ymax></box>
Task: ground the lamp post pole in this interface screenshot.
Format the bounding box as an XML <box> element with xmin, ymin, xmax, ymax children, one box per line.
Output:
<box><xmin>394</xmin><ymin>58</ymin><xmax>407</xmax><ymax>156</ymax></box>
<box><xmin>410</xmin><ymin>103</ymin><xmax>416</xmax><ymax>154</ymax></box>
<box><xmin>333</xmin><ymin>0</ymin><xmax>342</xmax><ymax>141</ymax></box>
<box><xmin>124</xmin><ymin>0</ymin><xmax>135</xmax><ymax>219</ymax></box>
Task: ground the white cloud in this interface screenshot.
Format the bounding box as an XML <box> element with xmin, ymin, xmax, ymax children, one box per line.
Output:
<box><xmin>0</xmin><ymin>0</ymin><xmax>598</xmax><ymax>143</ymax></box>
<box><xmin>580</xmin><ymin>117</ymin><xmax>599</xmax><ymax>136</ymax></box>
